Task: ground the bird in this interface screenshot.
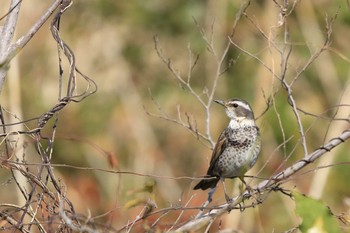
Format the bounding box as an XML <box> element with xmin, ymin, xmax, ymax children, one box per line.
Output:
<box><xmin>193</xmin><ymin>98</ymin><xmax>261</xmax><ymax>202</ymax></box>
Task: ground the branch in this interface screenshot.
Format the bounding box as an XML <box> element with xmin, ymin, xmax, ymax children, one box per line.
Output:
<box><xmin>0</xmin><ymin>0</ymin><xmax>21</xmax><ymax>55</ymax></box>
<box><xmin>173</xmin><ymin>129</ymin><xmax>350</xmax><ymax>231</ymax></box>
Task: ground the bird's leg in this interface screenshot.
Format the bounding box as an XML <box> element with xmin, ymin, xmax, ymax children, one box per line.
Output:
<box><xmin>220</xmin><ymin>178</ymin><xmax>232</xmax><ymax>203</ymax></box>
<box><xmin>239</xmin><ymin>177</ymin><xmax>253</xmax><ymax>200</ymax></box>
<box><xmin>196</xmin><ymin>186</ymin><xmax>216</xmax><ymax>219</ymax></box>
<box><xmin>201</xmin><ymin>186</ymin><xmax>217</xmax><ymax>208</ymax></box>
<box><xmin>239</xmin><ymin>177</ymin><xmax>252</xmax><ymax>191</ymax></box>
<box><xmin>207</xmin><ymin>186</ymin><xmax>216</xmax><ymax>203</ymax></box>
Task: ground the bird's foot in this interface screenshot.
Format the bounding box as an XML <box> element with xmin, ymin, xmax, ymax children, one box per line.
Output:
<box><xmin>242</xmin><ymin>185</ymin><xmax>252</xmax><ymax>199</ymax></box>
<box><xmin>240</xmin><ymin>181</ymin><xmax>256</xmax><ymax>200</ymax></box>
<box><xmin>195</xmin><ymin>200</ymin><xmax>210</xmax><ymax>219</ymax></box>
<box><xmin>245</xmin><ymin>183</ymin><xmax>253</xmax><ymax>192</ymax></box>
<box><xmin>225</xmin><ymin>195</ymin><xmax>235</xmax><ymax>213</ymax></box>
<box><xmin>225</xmin><ymin>194</ymin><xmax>233</xmax><ymax>204</ymax></box>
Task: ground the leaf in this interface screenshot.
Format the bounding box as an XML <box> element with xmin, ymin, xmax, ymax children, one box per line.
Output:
<box><xmin>294</xmin><ymin>192</ymin><xmax>341</xmax><ymax>233</ymax></box>
<box><xmin>123</xmin><ymin>197</ymin><xmax>146</xmax><ymax>210</ymax></box>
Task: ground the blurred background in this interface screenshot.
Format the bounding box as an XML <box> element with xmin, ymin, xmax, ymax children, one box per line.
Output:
<box><xmin>1</xmin><ymin>0</ymin><xmax>350</xmax><ymax>232</ymax></box>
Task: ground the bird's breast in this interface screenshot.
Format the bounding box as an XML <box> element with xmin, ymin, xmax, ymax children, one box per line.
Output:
<box><xmin>214</xmin><ymin>126</ymin><xmax>261</xmax><ymax>178</ymax></box>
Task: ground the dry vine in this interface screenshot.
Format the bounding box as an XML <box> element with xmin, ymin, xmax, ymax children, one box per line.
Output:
<box><xmin>0</xmin><ymin>1</ymin><xmax>97</xmax><ymax>232</ymax></box>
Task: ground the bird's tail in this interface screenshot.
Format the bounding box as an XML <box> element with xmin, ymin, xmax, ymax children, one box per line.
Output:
<box><xmin>193</xmin><ymin>176</ymin><xmax>219</xmax><ymax>190</ymax></box>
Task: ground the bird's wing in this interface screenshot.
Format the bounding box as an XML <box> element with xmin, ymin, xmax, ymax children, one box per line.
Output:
<box><xmin>206</xmin><ymin>130</ymin><xmax>228</xmax><ymax>175</ymax></box>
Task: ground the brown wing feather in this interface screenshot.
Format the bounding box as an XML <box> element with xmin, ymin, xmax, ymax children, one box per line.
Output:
<box><xmin>206</xmin><ymin>130</ymin><xmax>228</xmax><ymax>176</ymax></box>
<box><xmin>193</xmin><ymin>130</ymin><xmax>228</xmax><ymax>190</ymax></box>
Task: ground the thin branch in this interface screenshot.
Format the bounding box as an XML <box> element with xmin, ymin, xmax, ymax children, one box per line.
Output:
<box><xmin>228</xmin><ymin>37</ymin><xmax>281</xmax><ymax>81</ymax></box>
<box><xmin>0</xmin><ymin>0</ymin><xmax>62</xmax><ymax>67</ymax></box>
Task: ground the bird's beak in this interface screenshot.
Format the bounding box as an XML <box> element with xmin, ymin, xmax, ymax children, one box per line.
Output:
<box><xmin>214</xmin><ymin>99</ymin><xmax>225</xmax><ymax>106</ymax></box>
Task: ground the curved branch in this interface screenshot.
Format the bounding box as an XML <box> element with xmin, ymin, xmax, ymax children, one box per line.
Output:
<box><xmin>174</xmin><ymin>129</ymin><xmax>350</xmax><ymax>232</ymax></box>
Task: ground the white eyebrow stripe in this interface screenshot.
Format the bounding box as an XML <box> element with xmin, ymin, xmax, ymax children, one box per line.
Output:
<box><xmin>234</xmin><ymin>101</ymin><xmax>251</xmax><ymax>111</ymax></box>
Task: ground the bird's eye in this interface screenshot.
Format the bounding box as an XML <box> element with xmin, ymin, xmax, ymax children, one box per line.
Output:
<box><xmin>232</xmin><ymin>103</ymin><xmax>238</xmax><ymax>108</ymax></box>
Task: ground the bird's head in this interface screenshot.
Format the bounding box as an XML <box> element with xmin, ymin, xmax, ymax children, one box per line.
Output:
<box><xmin>214</xmin><ymin>98</ymin><xmax>255</xmax><ymax>124</ymax></box>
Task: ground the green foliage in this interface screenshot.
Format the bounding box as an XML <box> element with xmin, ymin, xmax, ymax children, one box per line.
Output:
<box><xmin>294</xmin><ymin>192</ymin><xmax>341</xmax><ymax>233</ymax></box>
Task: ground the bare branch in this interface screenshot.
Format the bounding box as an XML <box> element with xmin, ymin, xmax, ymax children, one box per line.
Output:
<box><xmin>174</xmin><ymin>130</ymin><xmax>350</xmax><ymax>231</ymax></box>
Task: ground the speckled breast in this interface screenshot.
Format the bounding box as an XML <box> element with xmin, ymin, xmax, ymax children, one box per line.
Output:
<box><xmin>215</xmin><ymin>126</ymin><xmax>261</xmax><ymax>178</ymax></box>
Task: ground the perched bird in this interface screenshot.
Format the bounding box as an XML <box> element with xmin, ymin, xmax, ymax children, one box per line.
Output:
<box><xmin>193</xmin><ymin>98</ymin><xmax>261</xmax><ymax>202</ymax></box>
